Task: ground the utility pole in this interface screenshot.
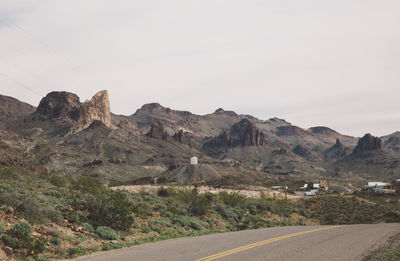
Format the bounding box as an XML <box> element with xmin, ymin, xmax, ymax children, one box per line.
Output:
<box><xmin>284</xmin><ymin>176</ymin><xmax>288</xmax><ymax>200</ymax></box>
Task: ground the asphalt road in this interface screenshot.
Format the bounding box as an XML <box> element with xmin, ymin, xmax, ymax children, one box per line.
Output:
<box><xmin>70</xmin><ymin>223</ymin><xmax>400</xmax><ymax>261</ymax></box>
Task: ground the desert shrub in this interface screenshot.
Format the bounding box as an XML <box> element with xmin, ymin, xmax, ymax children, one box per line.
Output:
<box><xmin>1</xmin><ymin>234</ymin><xmax>18</xmax><ymax>248</ymax></box>
<box><xmin>67</xmin><ymin>246</ymin><xmax>86</xmax><ymax>257</ymax></box>
<box><xmin>88</xmin><ymin>190</ymin><xmax>134</xmax><ymax>230</ymax></box>
<box><xmin>249</xmin><ymin>205</ymin><xmax>257</xmax><ymax>215</ymax></box>
<box><xmin>187</xmin><ymin>218</ymin><xmax>203</xmax><ymax>230</ymax></box>
<box><xmin>50</xmin><ymin>237</ymin><xmax>61</xmax><ymax>245</ymax></box>
<box><xmin>71</xmin><ymin>176</ymin><xmax>105</xmax><ymax>195</ymax></box>
<box><xmin>171</xmin><ymin>216</ymin><xmax>203</xmax><ymax>230</ymax></box>
<box><xmin>0</xmin><ymin>191</ymin><xmax>41</xmax><ymax>221</ymax></box>
<box><xmin>9</xmin><ymin>221</ymin><xmax>32</xmax><ymax>240</ymax></box>
<box><xmin>218</xmin><ymin>191</ymin><xmax>246</xmax><ymax>207</ymax></box>
<box><xmin>157</xmin><ymin>187</ymin><xmax>177</xmax><ymax>197</ymax></box>
<box><xmin>48</xmin><ymin>175</ymin><xmax>68</xmax><ymax>187</ymax></box>
<box><xmin>215</xmin><ymin>204</ymin><xmax>239</xmax><ymax>223</ymax></box>
<box><xmin>26</xmin><ymin>236</ymin><xmax>47</xmax><ymax>256</ymax></box>
<box><xmin>96</xmin><ymin>226</ymin><xmax>118</xmax><ymax>240</ymax></box>
<box><xmin>148</xmin><ymin>218</ymin><xmax>170</xmax><ymax>227</ymax></box>
<box><xmin>178</xmin><ymin>189</ymin><xmax>211</xmax><ymax>216</ymax></box>
<box><xmin>133</xmin><ymin>202</ymin><xmax>152</xmax><ymax>217</ymax></box>
<box><xmin>172</xmin><ymin>215</ymin><xmax>186</xmax><ymax>226</ymax></box>
<box><xmin>81</xmin><ymin>223</ymin><xmax>95</xmax><ymax>233</ymax></box>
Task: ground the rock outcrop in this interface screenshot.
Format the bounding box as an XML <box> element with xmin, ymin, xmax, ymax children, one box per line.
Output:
<box><xmin>353</xmin><ymin>134</ymin><xmax>383</xmax><ymax>154</ymax></box>
<box><xmin>203</xmin><ymin>119</ymin><xmax>265</xmax><ymax>148</ymax></box>
<box><xmin>292</xmin><ymin>145</ymin><xmax>311</xmax><ymax>158</ymax></box>
<box><xmin>33</xmin><ymin>90</ymin><xmax>112</xmax><ymax>133</ymax></box>
<box><xmin>146</xmin><ymin>121</ymin><xmax>170</xmax><ymax>141</ymax></box>
<box><xmin>173</xmin><ymin>129</ymin><xmax>186</xmax><ymax>144</ymax></box>
<box><xmin>324</xmin><ymin>138</ymin><xmax>351</xmax><ymax>160</ymax></box>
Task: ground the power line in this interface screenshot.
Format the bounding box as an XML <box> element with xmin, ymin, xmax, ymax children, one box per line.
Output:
<box><xmin>0</xmin><ymin>16</ymin><xmax>87</xmax><ymax>89</ymax></box>
<box><xmin>0</xmin><ymin>71</ymin><xmax>44</xmax><ymax>98</ymax></box>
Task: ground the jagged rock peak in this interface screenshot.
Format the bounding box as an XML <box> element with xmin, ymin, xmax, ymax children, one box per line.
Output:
<box><xmin>204</xmin><ymin>119</ymin><xmax>265</xmax><ymax>148</ymax></box>
<box><xmin>215</xmin><ymin>108</ymin><xmax>225</xmax><ymax>113</ymax></box>
<box><xmin>333</xmin><ymin>138</ymin><xmax>342</xmax><ymax>147</ymax></box>
<box><xmin>34</xmin><ymin>90</ymin><xmax>111</xmax><ymax>133</ymax></box>
<box><xmin>353</xmin><ymin>133</ymin><xmax>383</xmax><ymax>154</ymax></box>
<box><xmin>146</xmin><ymin>121</ymin><xmax>169</xmax><ymax>141</ymax></box>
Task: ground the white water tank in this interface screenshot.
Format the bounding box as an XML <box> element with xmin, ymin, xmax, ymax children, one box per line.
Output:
<box><xmin>190</xmin><ymin>156</ymin><xmax>198</xmax><ymax>165</ymax></box>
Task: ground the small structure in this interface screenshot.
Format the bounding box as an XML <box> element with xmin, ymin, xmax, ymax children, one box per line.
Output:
<box><xmin>190</xmin><ymin>156</ymin><xmax>198</xmax><ymax>165</ymax></box>
<box><xmin>304</xmin><ymin>189</ymin><xmax>318</xmax><ymax>196</ymax></box>
<box><xmin>300</xmin><ymin>183</ymin><xmax>320</xmax><ymax>190</ymax></box>
<box><xmin>365</xmin><ymin>182</ymin><xmax>394</xmax><ymax>193</ymax></box>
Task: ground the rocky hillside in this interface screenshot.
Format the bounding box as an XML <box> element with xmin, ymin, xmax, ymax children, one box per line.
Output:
<box><xmin>0</xmin><ymin>95</ymin><xmax>35</xmax><ymax>121</ymax></box>
<box><xmin>0</xmin><ymin>90</ymin><xmax>399</xmax><ymax>186</ymax></box>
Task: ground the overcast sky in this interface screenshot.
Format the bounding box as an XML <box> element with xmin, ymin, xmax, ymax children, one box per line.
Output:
<box><xmin>0</xmin><ymin>1</ymin><xmax>399</xmax><ymax>137</ymax></box>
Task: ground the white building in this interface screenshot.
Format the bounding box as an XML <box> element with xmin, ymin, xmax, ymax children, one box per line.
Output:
<box><xmin>190</xmin><ymin>156</ymin><xmax>198</xmax><ymax>165</ymax></box>
<box><xmin>367</xmin><ymin>182</ymin><xmax>389</xmax><ymax>187</ymax></box>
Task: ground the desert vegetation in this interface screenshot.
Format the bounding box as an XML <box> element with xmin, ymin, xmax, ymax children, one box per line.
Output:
<box><xmin>0</xmin><ymin>166</ymin><xmax>399</xmax><ymax>260</ymax></box>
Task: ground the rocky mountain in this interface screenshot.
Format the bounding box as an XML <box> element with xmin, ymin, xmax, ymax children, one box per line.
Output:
<box><xmin>31</xmin><ymin>90</ymin><xmax>111</xmax><ymax>134</ymax></box>
<box><xmin>0</xmin><ymin>90</ymin><xmax>399</xmax><ymax>186</ymax></box>
<box><xmin>0</xmin><ymin>94</ymin><xmax>35</xmax><ymax>121</ymax></box>
<box><xmin>323</xmin><ymin>139</ymin><xmax>351</xmax><ymax>161</ymax></box>
<box><xmin>382</xmin><ymin>132</ymin><xmax>400</xmax><ymax>156</ymax></box>
<box><xmin>203</xmin><ymin>119</ymin><xmax>265</xmax><ymax>148</ymax></box>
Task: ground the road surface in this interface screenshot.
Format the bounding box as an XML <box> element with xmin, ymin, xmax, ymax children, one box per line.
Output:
<box><xmin>69</xmin><ymin>223</ymin><xmax>400</xmax><ymax>261</ymax></box>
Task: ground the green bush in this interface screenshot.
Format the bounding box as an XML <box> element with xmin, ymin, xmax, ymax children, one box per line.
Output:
<box><xmin>72</xmin><ymin>176</ymin><xmax>105</xmax><ymax>195</ymax></box>
<box><xmin>26</xmin><ymin>236</ymin><xmax>47</xmax><ymax>256</ymax></box>
<box><xmin>48</xmin><ymin>175</ymin><xmax>68</xmax><ymax>187</ymax></box>
<box><xmin>88</xmin><ymin>190</ymin><xmax>134</xmax><ymax>230</ymax></box>
<box><xmin>218</xmin><ymin>191</ymin><xmax>246</xmax><ymax>207</ymax></box>
<box><xmin>81</xmin><ymin>223</ymin><xmax>95</xmax><ymax>233</ymax></box>
<box><xmin>9</xmin><ymin>221</ymin><xmax>32</xmax><ymax>240</ymax></box>
<box><xmin>96</xmin><ymin>226</ymin><xmax>118</xmax><ymax>240</ymax></box>
<box><xmin>1</xmin><ymin>234</ymin><xmax>18</xmax><ymax>248</ymax></box>
<box><xmin>178</xmin><ymin>189</ymin><xmax>211</xmax><ymax>216</ymax></box>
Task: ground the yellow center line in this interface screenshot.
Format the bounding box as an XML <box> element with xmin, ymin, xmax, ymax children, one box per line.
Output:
<box><xmin>195</xmin><ymin>226</ymin><xmax>339</xmax><ymax>261</ymax></box>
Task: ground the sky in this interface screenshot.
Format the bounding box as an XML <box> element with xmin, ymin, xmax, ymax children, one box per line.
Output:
<box><xmin>0</xmin><ymin>0</ymin><xmax>399</xmax><ymax>137</ymax></box>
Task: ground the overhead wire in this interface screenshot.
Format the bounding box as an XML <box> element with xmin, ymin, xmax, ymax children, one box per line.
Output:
<box><xmin>0</xmin><ymin>16</ymin><xmax>89</xmax><ymax>96</ymax></box>
<box><xmin>0</xmin><ymin>71</ymin><xmax>44</xmax><ymax>98</ymax></box>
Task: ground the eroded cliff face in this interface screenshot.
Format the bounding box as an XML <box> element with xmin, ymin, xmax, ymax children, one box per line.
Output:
<box><xmin>33</xmin><ymin>90</ymin><xmax>112</xmax><ymax>133</ymax></box>
<box><xmin>353</xmin><ymin>134</ymin><xmax>383</xmax><ymax>154</ymax></box>
<box><xmin>146</xmin><ymin>121</ymin><xmax>170</xmax><ymax>141</ymax></box>
<box><xmin>204</xmin><ymin>119</ymin><xmax>265</xmax><ymax>148</ymax></box>
<box><xmin>74</xmin><ymin>90</ymin><xmax>111</xmax><ymax>132</ymax></box>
